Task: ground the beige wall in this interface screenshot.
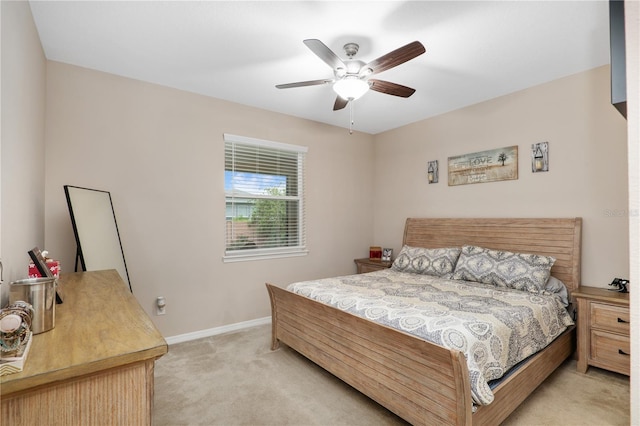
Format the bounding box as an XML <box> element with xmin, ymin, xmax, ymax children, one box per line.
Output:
<box><xmin>42</xmin><ymin>62</ymin><xmax>630</xmax><ymax>338</ymax></box>
<box><xmin>43</xmin><ymin>61</ymin><xmax>375</xmax><ymax>337</ymax></box>
<box><xmin>373</xmin><ymin>65</ymin><xmax>629</xmax><ymax>288</ymax></box>
<box><xmin>0</xmin><ymin>0</ymin><xmax>47</xmax><ymax>304</ymax></box>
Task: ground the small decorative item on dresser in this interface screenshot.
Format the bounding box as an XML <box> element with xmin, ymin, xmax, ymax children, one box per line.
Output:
<box><xmin>608</xmin><ymin>277</ymin><xmax>629</xmax><ymax>293</ymax></box>
<box><xmin>382</xmin><ymin>248</ymin><xmax>393</xmax><ymax>262</ymax></box>
<box><xmin>28</xmin><ymin>247</ymin><xmax>64</xmax><ymax>303</ymax></box>
<box><xmin>0</xmin><ymin>301</ymin><xmax>34</xmax><ymax>376</ymax></box>
<box><xmin>369</xmin><ymin>246</ymin><xmax>382</xmax><ymax>261</ymax></box>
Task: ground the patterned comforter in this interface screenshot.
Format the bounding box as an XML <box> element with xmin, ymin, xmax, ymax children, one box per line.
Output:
<box><xmin>287</xmin><ymin>269</ymin><xmax>574</xmax><ymax>405</ymax></box>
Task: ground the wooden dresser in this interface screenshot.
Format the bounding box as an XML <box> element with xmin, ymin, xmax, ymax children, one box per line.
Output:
<box><xmin>0</xmin><ymin>270</ymin><xmax>168</xmax><ymax>425</ymax></box>
<box><xmin>573</xmin><ymin>286</ymin><xmax>630</xmax><ymax>375</ymax></box>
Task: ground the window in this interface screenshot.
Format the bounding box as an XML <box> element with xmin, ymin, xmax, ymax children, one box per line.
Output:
<box><xmin>223</xmin><ymin>134</ymin><xmax>307</xmax><ymax>262</ymax></box>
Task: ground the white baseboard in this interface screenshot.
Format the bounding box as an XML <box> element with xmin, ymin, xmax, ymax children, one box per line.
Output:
<box><xmin>165</xmin><ymin>316</ymin><xmax>271</xmax><ymax>346</ymax></box>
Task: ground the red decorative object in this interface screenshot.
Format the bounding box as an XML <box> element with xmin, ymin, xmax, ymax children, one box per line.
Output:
<box><xmin>28</xmin><ymin>260</ymin><xmax>60</xmax><ymax>279</ymax></box>
<box><xmin>369</xmin><ymin>246</ymin><xmax>382</xmax><ymax>261</ymax></box>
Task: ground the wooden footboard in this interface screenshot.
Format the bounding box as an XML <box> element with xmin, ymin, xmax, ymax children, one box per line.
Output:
<box><xmin>266</xmin><ymin>283</ymin><xmax>474</xmax><ymax>426</ymax></box>
<box><xmin>267</xmin><ymin>283</ymin><xmax>575</xmax><ymax>426</ymax></box>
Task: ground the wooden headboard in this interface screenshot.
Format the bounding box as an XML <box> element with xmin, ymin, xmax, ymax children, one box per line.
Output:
<box><xmin>402</xmin><ymin>218</ymin><xmax>582</xmax><ymax>292</ymax></box>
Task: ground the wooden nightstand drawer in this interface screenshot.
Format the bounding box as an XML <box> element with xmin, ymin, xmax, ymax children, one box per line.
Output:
<box><xmin>573</xmin><ymin>286</ymin><xmax>629</xmax><ymax>375</ymax></box>
<box><xmin>354</xmin><ymin>258</ymin><xmax>391</xmax><ymax>274</ymax></box>
<box><xmin>590</xmin><ymin>302</ymin><xmax>630</xmax><ymax>334</ymax></box>
<box><xmin>590</xmin><ymin>329</ymin><xmax>630</xmax><ymax>375</ymax></box>
<box><xmin>359</xmin><ymin>263</ymin><xmax>386</xmax><ymax>273</ymax></box>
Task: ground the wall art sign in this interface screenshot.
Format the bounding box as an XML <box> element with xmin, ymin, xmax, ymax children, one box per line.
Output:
<box><xmin>448</xmin><ymin>145</ymin><xmax>518</xmax><ymax>186</ymax></box>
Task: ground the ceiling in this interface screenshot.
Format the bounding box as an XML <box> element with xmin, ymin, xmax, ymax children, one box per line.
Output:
<box><xmin>29</xmin><ymin>1</ymin><xmax>611</xmax><ymax>134</ymax></box>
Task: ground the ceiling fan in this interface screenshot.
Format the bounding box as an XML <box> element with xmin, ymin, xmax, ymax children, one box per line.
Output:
<box><xmin>276</xmin><ymin>39</ymin><xmax>426</xmax><ymax>112</ymax></box>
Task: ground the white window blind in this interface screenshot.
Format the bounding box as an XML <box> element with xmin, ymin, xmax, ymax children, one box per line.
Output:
<box><xmin>224</xmin><ymin>134</ymin><xmax>308</xmax><ymax>262</ymax></box>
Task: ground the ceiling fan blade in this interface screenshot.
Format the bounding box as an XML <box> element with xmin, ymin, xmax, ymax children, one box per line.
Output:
<box><xmin>333</xmin><ymin>96</ymin><xmax>348</xmax><ymax>111</ymax></box>
<box><xmin>303</xmin><ymin>39</ymin><xmax>346</xmax><ymax>71</ymax></box>
<box><xmin>360</xmin><ymin>41</ymin><xmax>425</xmax><ymax>76</ymax></box>
<box><xmin>276</xmin><ymin>79</ymin><xmax>333</xmax><ymax>89</ymax></box>
<box><xmin>369</xmin><ymin>79</ymin><xmax>416</xmax><ymax>98</ymax></box>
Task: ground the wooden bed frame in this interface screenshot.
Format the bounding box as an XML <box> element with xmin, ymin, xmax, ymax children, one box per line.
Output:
<box><xmin>267</xmin><ymin>218</ymin><xmax>582</xmax><ymax>425</ymax></box>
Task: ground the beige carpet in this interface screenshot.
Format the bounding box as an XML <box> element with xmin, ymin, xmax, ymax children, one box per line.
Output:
<box><xmin>153</xmin><ymin>324</ymin><xmax>630</xmax><ymax>426</ymax></box>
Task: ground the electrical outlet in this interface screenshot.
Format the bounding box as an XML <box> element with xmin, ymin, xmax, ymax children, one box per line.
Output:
<box><xmin>156</xmin><ymin>296</ymin><xmax>166</xmax><ymax>315</ymax></box>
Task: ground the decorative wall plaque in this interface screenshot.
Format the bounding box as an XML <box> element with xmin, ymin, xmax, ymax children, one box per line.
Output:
<box><xmin>448</xmin><ymin>146</ymin><xmax>518</xmax><ymax>186</ymax></box>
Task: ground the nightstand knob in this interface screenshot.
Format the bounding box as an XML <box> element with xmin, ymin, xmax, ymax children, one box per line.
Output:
<box><xmin>618</xmin><ymin>349</ymin><xmax>630</xmax><ymax>356</ymax></box>
<box><xmin>617</xmin><ymin>317</ymin><xmax>629</xmax><ymax>323</ymax></box>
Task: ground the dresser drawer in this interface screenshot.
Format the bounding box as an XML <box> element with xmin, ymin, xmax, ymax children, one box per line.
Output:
<box><xmin>590</xmin><ymin>302</ymin><xmax>630</xmax><ymax>334</ymax></box>
<box><xmin>590</xmin><ymin>329</ymin><xmax>630</xmax><ymax>375</ymax></box>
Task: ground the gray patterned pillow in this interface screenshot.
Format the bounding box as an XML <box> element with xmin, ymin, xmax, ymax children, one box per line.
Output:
<box><xmin>391</xmin><ymin>245</ymin><xmax>461</xmax><ymax>277</ymax></box>
<box><xmin>452</xmin><ymin>245</ymin><xmax>555</xmax><ymax>294</ymax></box>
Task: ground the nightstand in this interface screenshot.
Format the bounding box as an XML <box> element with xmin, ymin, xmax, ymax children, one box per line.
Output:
<box><xmin>573</xmin><ymin>286</ymin><xmax>630</xmax><ymax>375</ymax></box>
<box><xmin>354</xmin><ymin>258</ymin><xmax>392</xmax><ymax>274</ymax></box>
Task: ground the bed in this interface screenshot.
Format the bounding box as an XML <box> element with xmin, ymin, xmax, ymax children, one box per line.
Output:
<box><xmin>266</xmin><ymin>217</ymin><xmax>582</xmax><ymax>425</ymax></box>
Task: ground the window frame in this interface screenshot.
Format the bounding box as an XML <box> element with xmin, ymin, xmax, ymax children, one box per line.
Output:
<box><xmin>223</xmin><ymin>133</ymin><xmax>308</xmax><ymax>263</ymax></box>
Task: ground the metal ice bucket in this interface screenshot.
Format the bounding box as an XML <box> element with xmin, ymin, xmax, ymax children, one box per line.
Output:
<box><xmin>10</xmin><ymin>277</ymin><xmax>56</xmax><ymax>334</ymax></box>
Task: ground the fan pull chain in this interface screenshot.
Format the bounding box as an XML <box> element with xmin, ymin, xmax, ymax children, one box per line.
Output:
<box><xmin>349</xmin><ymin>100</ymin><xmax>354</xmax><ymax>135</ymax></box>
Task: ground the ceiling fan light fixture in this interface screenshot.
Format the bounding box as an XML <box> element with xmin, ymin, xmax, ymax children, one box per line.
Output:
<box><xmin>360</xmin><ymin>67</ymin><xmax>374</xmax><ymax>77</ymax></box>
<box><xmin>333</xmin><ymin>77</ymin><xmax>369</xmax><ymax>100</ymax></box>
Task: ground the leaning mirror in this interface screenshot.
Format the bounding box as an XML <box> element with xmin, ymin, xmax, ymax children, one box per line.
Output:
<box><xmin>64</xmin><ymin>185</ymin><xmax>131</xmax><ymax>291</ymax></box>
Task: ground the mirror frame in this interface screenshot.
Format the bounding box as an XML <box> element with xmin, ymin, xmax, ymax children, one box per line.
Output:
<box><xmin>64</xmin><ymin>185</ymin><xmax>131</xmax><ymax>291</ymax></box>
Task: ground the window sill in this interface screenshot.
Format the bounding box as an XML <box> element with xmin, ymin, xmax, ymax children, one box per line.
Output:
<box><xmin>223</xmin><ymin>248</ymin><xmax>308</xmax><ymax>263</ymax></box>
